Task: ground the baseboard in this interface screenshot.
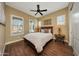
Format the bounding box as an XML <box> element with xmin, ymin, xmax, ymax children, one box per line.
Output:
<box><xmin>2</xmin><ymin>45</ymin><xmax>5</xmax><ymax>56</ymax></box>
<box><xmin>68</xmin><ymin>42</ymin><xmax>72</xmax><ymax>46</ymax></box>
<box><xmin>5</xmin><ymin>39</ymin><xmax>23</xmax><ymax>45</ymax></box>
<box><xmin>64</xmin><ymin>40</ymin><xmax>68</xmax><ymax>43</ymax></box>
<box><xmin>0</xmin><ymin>44</ymin><xmax>5</xmax><ymax>56</ymax></box>
<box><xmin>73</xmin><ymin>49</ymin><xmax>79</xmax><ymax>56</ymax></box>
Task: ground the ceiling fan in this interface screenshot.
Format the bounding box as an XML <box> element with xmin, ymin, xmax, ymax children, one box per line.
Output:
<box><xmin>30</xmin><ymin>4</ymin><xmax>47</xmax><ymax>16</ymax></box>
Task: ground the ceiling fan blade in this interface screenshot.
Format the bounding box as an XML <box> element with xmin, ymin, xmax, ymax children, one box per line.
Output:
<box><xmin>39</xmin><ymin>12</ymin><xmax>43</xmax><ymax>15</ymax></box>
<box><xmin>37</xmin><ymin>5</ymin><xmax>40</xmax><ymax>10</ymax></box>
<box><xmin>30</xmin><ymin>10</ymin><xmax>37</xmax><ymax>12</ymax></box>
<box><xmin>35</xmin><ymin>12</ymin><xmax>38</xmax><ymax>15</ymax></box>
<box><xmin>31</xmin><ymin>4</ymin><xmax>47</xmax><ymax>16</ymax></box>
<box><xmin>40</xmin><ymin>9</ymin><xmax>47</xmax><ymax>12</ymax></box>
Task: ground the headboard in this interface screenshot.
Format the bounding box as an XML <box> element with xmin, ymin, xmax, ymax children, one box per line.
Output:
<box><xmin>40</xmin><ymin>26</ymin><xmax>53</xmax><ymax>34</ymax></box>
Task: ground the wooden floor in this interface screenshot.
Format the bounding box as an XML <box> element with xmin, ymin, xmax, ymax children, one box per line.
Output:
<box><xmin>4</xmin><ymin>40</ymin><xmax>73</xmax><ymax>56</ymax></box>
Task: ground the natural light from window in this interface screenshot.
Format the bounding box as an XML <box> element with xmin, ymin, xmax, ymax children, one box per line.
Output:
<box><xmin>11</xmin><ymin>15</ymin><xmax>24</xmax><ymax>36</ymax></box>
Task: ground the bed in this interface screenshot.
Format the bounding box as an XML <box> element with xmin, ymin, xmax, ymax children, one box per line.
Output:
<box><xmin>24</xmin><ymin>26</ymin><xmax>54</xmax><ymax>55</ymax></box>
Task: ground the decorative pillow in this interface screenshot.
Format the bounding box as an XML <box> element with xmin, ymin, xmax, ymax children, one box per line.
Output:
<box><xmin>44</xmin><ymin>29</ymin><xmax>49</xmax><ymax>33</ymax></box>
<box><xmin>41</xmin><ymin>29</ymin><xmax>51</xmax><ymax>33</ymax></box>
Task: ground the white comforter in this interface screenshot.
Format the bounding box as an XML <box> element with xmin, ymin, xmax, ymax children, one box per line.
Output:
<box><xmin>24</xmin><ymin>32</ymin><xmax>53</xmax><ymax>53</ymax></box>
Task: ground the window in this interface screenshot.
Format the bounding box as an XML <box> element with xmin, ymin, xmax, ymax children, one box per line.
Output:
<box><xmin>57</xmin><ymin>15</ymin><xmax>65</xmax><ymax>25</ymax></box>
<box><xmin>29</xmin><ymin>19</ymin><xmax>35</xmax><ymax>33</ymax></box>
<box><xmin>29</xmin><ymin>19</ymin><xmax>37</xmax><ymax>33</ymax></box>
<box><xmin>11</xmin><ymin>15</ymin><xmax>24</xmax><ymax>36</ymax></box>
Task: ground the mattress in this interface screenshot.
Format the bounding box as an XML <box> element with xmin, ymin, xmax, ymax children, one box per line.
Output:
<box><xmin>24</xmin><ymin>32</ymin><xmax>54</xmax><ymax>53</ymax></box>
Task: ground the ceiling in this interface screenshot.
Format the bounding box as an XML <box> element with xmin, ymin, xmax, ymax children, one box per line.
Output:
<box><xmin>6</xmin><ymin>2</ymin><xmax>69</xmax><ymax>18</ymax></box>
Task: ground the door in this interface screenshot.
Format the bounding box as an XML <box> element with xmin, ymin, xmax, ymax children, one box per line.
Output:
<box><xmin>70</xmin><ymin>2</ymin><xmax>79</xmax><ymax>55</ymax></box>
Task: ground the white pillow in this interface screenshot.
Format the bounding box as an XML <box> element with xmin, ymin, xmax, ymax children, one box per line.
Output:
<box><xmin>41</xmin><ymin>29</ymin><xmax>45</xmax><ymax>33</ymax></box>
<box><xmin>48</xmin><ymin>29</ymin><xmax>51</xmax><ymax>33</ymax></box>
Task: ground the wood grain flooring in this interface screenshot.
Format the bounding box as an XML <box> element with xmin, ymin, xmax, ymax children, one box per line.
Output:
<box><xmin>4</xmin><ymin>40</ymin><xmax>73</xmax><ymax>56</ymax></box>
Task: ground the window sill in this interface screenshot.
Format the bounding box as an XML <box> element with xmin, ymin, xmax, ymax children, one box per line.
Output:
<box><xmin>11</xmin><ymin>32</ymin><xmax>24</xmax><ymax>36</ymax></box>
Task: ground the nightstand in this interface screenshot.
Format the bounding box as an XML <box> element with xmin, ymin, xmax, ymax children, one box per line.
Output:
<box><xmin>54</xmin><ymin>34</ymin><xmax>65</xmax><ymax>43</ymax></box>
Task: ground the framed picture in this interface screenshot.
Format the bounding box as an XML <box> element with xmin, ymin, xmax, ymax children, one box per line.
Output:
<box><xmin>43</xmin><ymin>19</ymin><xmax>51</xmax><ymax>25</ymax></box>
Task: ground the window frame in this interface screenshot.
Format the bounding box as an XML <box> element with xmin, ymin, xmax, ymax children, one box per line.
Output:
<box><xmin>11</xmin><ymin>15</ymin><xmax>24</xmax><ymax>36</ymax></box>
<box><xmin>57</xmin><ymin>15</ymin><xmax>65</xmax><ymax>25</ymax></box>
<box><xmin>29</xmin><ymin>19</ymin><xmax>35</xmax><ymax>33</ymax></box>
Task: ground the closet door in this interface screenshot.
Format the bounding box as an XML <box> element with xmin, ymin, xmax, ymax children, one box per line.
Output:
<box><xmin>71</xmin><ymin>3</ymin><xmax>79</xmax><ymax>55</ymax></box>
<box><xmin>0</xmin><ymin>2</ymin><xmax>5</xmax><ymax>56</ymax></box>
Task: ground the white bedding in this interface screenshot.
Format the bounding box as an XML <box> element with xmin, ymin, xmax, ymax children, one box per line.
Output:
<box><xmin>24</xmin><ymin>32</ymin><xmax>54</xmax><ymax>53</ymax></box>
